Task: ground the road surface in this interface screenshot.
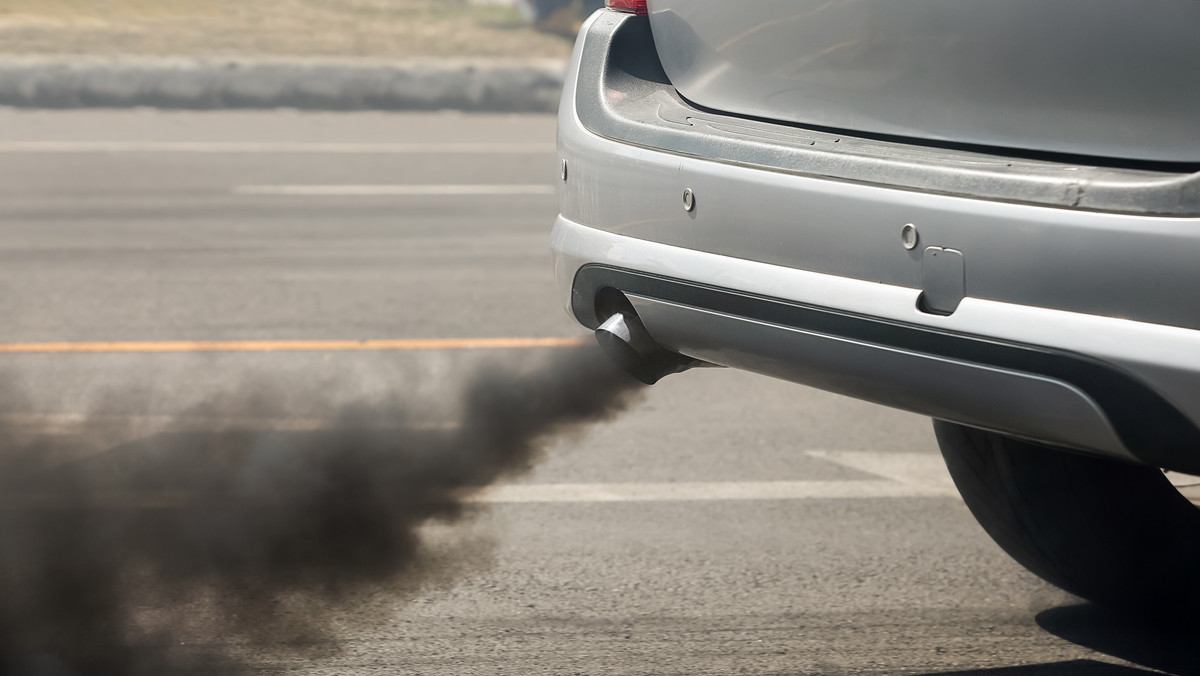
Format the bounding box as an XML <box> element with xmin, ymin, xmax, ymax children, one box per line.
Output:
<box><xmin>0</xmin><ymin>109</ymin><xmax>1191</xmax><ymax>675</ymax></box>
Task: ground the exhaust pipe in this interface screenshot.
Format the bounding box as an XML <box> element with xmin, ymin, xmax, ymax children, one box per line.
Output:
<box><xmin>594</xmin><ymin>310</ymin><xmax>699</xmax><ymax>385</ymax></box>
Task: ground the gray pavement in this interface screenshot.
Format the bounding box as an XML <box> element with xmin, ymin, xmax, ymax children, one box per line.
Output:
<box><xmin>0</xmin><ymin>110</ymin><xmax>1186</xmax><ymax>675</ymax></box>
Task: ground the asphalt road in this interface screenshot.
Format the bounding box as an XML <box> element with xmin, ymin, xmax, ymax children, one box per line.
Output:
<box><xmin>0</xmin><ymin>110</ymin><xmax>1191</xmax><ymax>675</ymax></box>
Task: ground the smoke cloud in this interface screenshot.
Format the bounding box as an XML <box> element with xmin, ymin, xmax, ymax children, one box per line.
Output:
<box><xmin>0</xmin><ymin>344</ymin><xmax>641</xmax><ymax>675</ymax></box>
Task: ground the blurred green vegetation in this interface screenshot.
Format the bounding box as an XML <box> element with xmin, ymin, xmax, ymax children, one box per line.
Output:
<box><xmin>0</xmin><ymin>0</ymin><xmax>574</xmax><ymax>58</ymax></box>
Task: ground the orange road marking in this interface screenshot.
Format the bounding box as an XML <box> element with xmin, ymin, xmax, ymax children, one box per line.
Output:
<box><xmin>0</xmin><ymin>337</ymin><xmax>589</xmax><ymax>354</ymax></box>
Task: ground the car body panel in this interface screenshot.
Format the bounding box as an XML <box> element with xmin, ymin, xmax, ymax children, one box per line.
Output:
<box><xmin>554</xmin><ymin>10</ymin><xmax>1200</xmax><ymax>471</ymax></box>
<box><xmin>648</xmin><ymin>0</ymin><xmax>1200</xmax><ymax>163</ymax></box>
<box><xmin>627</xmin><ymin>292</ymin><xmax>1127</xmax><ymax>457</ymax></box>
<box><xmin>554</xmin><ymin>217</ymin><xmax>1200</xmax><ymax>470</ymax></box>
<box><xmin>563</xmin><ymin>12</ymin><xmax>1200</xmax><ymax>332</ymax></box>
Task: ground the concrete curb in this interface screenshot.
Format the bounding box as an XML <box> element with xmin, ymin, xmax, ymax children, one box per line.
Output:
<box><xmin>0</xmin><ymin>57</ymin><xmax>567</xmax><ymax>112</ymax></box>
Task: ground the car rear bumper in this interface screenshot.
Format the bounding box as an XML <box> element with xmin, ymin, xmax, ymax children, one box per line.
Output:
<box><xmin>553</xmin><ymin>11</ymin><xmax>1200</xmax><ymax>471</ymax></box>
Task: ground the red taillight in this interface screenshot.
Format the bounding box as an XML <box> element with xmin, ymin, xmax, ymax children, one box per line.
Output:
<box><xmin>606</xmin><ymin>0</ymin><xmax>648</xmax><ymax>15</ymax></box>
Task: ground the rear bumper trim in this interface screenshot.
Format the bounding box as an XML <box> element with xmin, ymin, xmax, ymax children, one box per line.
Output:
<box><xmin>571</xmin><ymin>263</ymin><xmax>1200</xmax><ymax>472</ymax></box>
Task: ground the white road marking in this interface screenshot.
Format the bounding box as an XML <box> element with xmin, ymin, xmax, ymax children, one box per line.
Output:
<box><xmin>234</xmin><ymin>184</ymin><xmax>556</xmax><ymax>196</ymax></box>
<box><xmin>1</xmin><ymin>449</ymin><xmax>961</xmax><ymax>507</ymax></box>
<box><xmin>1</xmin><ymin>480</ymin><xmax>943</xmax><ymax>510</ymax></box>
<box><xmin>807</xmin><ymin>450</ymin><xmax>960</xmax><ymax>497</ymax></box>
<box><xmin>1165</xmin><ymin>471</ymin><xmax>1200</xmax><ymax>504</ymax></box>
<box><xmin>469</xmin><ymin>452</ymin><xmax>960</xmax><ymax>504</ymax></box>
<box><xmin>0</xmin><ymin>142</ymin><xmax>554</xmax><ymax>154</ymax></box>
<box><xmin>467</xmin><ymin>479</ymin><xmax>949</xmax><ymax>504</ymax></box>
<box><xmin>1166</xmin><ymin>471</ymin><xmax>1200</xmax><ymax>488</ymax></box>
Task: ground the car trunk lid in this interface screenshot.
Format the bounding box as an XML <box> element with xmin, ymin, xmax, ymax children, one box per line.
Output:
<box><xmin>647</xmin><ymin>0</ymin><xmax>1200</xmax><ymax>164</ymax></box>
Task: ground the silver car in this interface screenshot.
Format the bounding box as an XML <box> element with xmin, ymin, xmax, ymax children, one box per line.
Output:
<box><xmin>552</xmin><ymin>1</ymin><xmax>1200</xmax><ymax>616</ymax></box>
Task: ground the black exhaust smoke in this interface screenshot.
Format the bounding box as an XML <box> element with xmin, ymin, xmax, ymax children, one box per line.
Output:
<box><xmin>0</xmin><ymin>344</ymin><xmax>642</xmax><ymax>675</ymax></box>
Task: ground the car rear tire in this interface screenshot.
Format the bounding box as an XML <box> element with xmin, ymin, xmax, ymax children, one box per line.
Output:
<box><xmin>933</xmin><ymin>420</ymin><xmax>1200</xmax><ymax>618</ymax></box>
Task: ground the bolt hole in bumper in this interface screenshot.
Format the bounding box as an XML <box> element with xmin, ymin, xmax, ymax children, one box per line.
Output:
<box><xmin>554</xmin><ymin>10</ymin><xmax>1200</xmax><ymax>472</ymax></box>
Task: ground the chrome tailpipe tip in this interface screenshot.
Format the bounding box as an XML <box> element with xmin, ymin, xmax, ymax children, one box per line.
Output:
<box><xmin>594</xmin><ymin>311</ymin><xmax>698</xmax><ymax>385</ymax></box>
